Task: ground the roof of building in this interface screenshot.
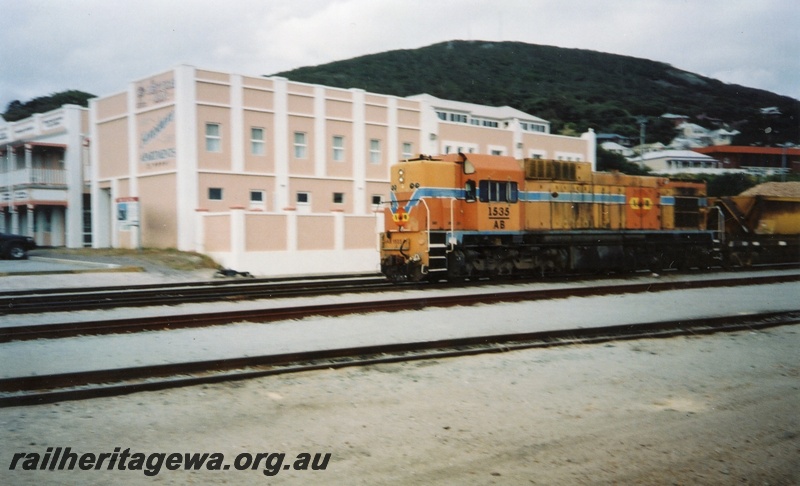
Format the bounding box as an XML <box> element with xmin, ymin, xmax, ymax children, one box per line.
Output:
<box><xmin>408</xmin><ymin>93</ymin><xmax>549</xmax><ymax>124</ymax></box>
<box><xmin>600</xmin><ymin>141</ymin><xmax>631</xmax><ymax>151</ymax></box>
<box><xmin>629</xmin><ymin>149</ymin><xmax>716</xmax><ymax>162</ymax></box>
<box><xmin>711</xmin><ymin>128</ymin><xmax>740</xmax><ymax>136</ymax></box>
<box><xmin>693</xmin><ymin>145</ymin><xmax>800</xmax><ymax>156</ymax></box>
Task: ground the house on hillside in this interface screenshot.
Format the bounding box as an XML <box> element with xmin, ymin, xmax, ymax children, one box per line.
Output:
<box><xmin>669</xmin><ymin>122</ymin><xmax>739</xmax><ymax>149</ymax></box>
<box><xmin>628</xmin><ymin>149</ymin><xmax>726</xmax><ymax>175</ymax></box>
<box><xmin>596</xmin><ymin>133</ymin><xmax>633</xmax><ymax>147</ymax></box>
<box><xmin>692</xmin><ymin>146</ymin><xmax>800</xmax><ymax>175</ymax></box>
<box><xmin>601</xmin><ymin>141</ymin><xmax>634</xmax><ymax>157</ymax></box>
<box><xmin>661</xmin><ymin>113</ymin><xmax>690</xmax><ymax>127</ymax></box>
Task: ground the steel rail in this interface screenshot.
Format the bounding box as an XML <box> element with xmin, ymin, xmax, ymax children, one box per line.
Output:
<box><xmin>1</xmin><ymin>273</ymin><xmax>797</xmax><ymax>343</ymax></box>
<box><xmin>2</xmin><ymin>310</ymin><xmax>797</xmax><ymax>407</ymax></box>
<box><xmin>1</xmin><ymin>271</ymin><xmax>383</xmax><ymax>298</ymax></box>
<box><xmin>0</xmin><ymin>274</ymin><xmax>393</xmax><ymax>315</ymax></box>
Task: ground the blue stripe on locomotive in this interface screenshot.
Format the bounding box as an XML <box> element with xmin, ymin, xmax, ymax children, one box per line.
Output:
<box><xmin>389</xmin><ymin>188</ymin><xmax>698</xmax><ymax>216</ymax></box>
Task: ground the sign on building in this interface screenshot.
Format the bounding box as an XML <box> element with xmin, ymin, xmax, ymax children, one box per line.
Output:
<box><xmin>116</xmin><ymin>197</ymin><xmax>140</xmax><ymax>230</ymax></box>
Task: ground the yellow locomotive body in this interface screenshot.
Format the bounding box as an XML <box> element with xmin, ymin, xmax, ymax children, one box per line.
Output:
<box><xmin>380</xmin><ymin>153</ymin><xmax>713</xmax><ymax>281</ymax></box>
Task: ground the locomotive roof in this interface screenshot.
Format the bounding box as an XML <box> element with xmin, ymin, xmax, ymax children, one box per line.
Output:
<box><xmin>437</xmin><ymin>153</ymin><xmax>521</xmax><ymax>174</ymax></box>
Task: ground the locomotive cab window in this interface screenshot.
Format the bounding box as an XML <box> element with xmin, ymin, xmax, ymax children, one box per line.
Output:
<box><xmin>465</xmin><ymin>180</ymin><xmax>477</xmax><ymax>202</ymax></box>
<box><xmin>479</xmin><ymin>180</ymin><xmax>518</xmax><ymax>203</ymax></box>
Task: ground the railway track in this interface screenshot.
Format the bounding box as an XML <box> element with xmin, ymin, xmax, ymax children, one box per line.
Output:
<box><xmin>3</xmin><ymin>264</ymin><xmax>797</xmax><ymax>315</ymax></box>
<box><xmin>0</xmin><ymin>273</ymin><xmax>392</xmax><ymax>314</ymax></box>
<box><xmin>2</xmin><ymin>310</ymin><xmax>798</xmax><ymax>408</ymax></box>
<box><xmin>1</xmin><ymin>273</ymin><xmax>798</xmax><ymax>343</ymax></box>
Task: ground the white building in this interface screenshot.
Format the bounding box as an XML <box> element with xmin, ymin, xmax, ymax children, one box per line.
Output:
<box><xmin>628</xmin><ymin>149</ymin><xmax>731</xmax><ymax>175</ymax></box>
<box><xmin>0</xmin><ymin>105</ymin><xmax>89</xmax><ymax>247</ymax></box>
<box><xmin>85</xmin><ymin>65</ymin><xmax>597</xmax><ymax>276</ymax></box>
<box><xmin>601</xmin><ymin>141</ymin><xmax>634</xmax><ymax>157</ymax></box>
<box><xmin>669</xmin><ymin>122</ymin><xmax>740</xmax><ymax>149</ymax></box>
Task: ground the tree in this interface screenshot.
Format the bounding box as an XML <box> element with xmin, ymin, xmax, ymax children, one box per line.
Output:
<box><xmin>596</xmin><ymin>147</ymin><xmax>651</xmax><ymax>175</ymax></box>
<box><xmin>2</xmin><ymin>90</ymin><xmax>95</xmax><ymax>122</ymax></box>
<box><xmin>705</xmin><ymin>173</ymin><xmax>756</xmax><ymax>197</ymax></box>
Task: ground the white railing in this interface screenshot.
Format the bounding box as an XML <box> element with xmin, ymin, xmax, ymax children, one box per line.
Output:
<box><xmin>0</xmin><ymin>168</ymin><xmax>67</xmax><ymax>187</ymax></box>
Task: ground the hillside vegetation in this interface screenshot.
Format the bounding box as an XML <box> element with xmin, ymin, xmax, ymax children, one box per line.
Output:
<box><xmin>4</xmin><ymin>41</ymin><xmax>796</xmax><ymax>147</ymax></box>
<box><xmin>274</xmin><ymin>40</ymin><xmax>798</xmax><ymax>146</ymax></box>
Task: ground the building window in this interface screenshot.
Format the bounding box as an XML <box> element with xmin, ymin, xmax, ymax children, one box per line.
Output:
<box><xmin>332</xmin><ymin>135</ymin><xmax>344</xmax><ymax>161</ymax></box>
<box><xmin>208</xmin><ymin>187</ymin><xmax>223</xmax><ymax>200</ymax></box>
<box><xmin>372</xmin><ymin>194</ymin><xmax>383</xmax><ymax>206</ymax></box>
<box><xmin>294</xmin><ymin>132</ymin><xmax>307</xmax><ymax>159</ymax></box>
<box><xmin>436</xmin><ymin>111</ymin><xmax>447</xmax><ymax>121</ymax></box>
<box><xmin>251</xmin><ymin>128</ymin><xmax>265</xmax><ymax>155</ymax></box>
<box><xmin>402</xmin><ymin>142</ymin><xmax>413</xmax><ymax>159</ymax></box>
<box><xmin>250</xmin><ymin>190</ymin><xmax>265</xmax><ymax>209</ymax></box>
<box><xmin>206</xmin><ymin>123</ymin><xmax>221</xmax><ymax>152</ymax></box>
<box><xmin>369</xmin><ymin>139</ymin><xmax>381</xmax><ymax>164</ymax></box>
<box><xmin>297</xmin><ymin>192</ymin><xmax>310</xmax><ymax>205</ymax></box>
<box><xmin>333</xmin><ymin>192</ymin><xmax>344</xmax><ymax>204</ymax></box>
<box><xmin>491</xmin><ymin>149</ymin><xmax>503</xmax><ymax>156</ymax></box>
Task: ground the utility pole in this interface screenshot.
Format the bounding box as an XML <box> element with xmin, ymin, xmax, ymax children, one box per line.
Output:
<box><xmin>636</xmin><ymin>116</ymin><xmax>648</xmax><ymax>168</ymax></box>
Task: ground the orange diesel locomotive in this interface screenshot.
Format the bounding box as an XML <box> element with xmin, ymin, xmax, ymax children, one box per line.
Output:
<box><xmin>380</xmin><ymin>153</ymin><xmax>715</xmax><ymax>281</ymax></box>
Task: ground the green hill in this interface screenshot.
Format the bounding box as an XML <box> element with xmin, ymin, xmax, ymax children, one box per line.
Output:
<box><xmin>273</xmin><ymin>40</ymin><xmax>798</xmax><ymax>146</ymax></box>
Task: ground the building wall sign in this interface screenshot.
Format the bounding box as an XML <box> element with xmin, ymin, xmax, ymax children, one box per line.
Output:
<box><xmin>13</xmin><ymin>122</ymin><xmax>35</xmax><ymax>136</ymax></box>
<box><xmin>138</xmin><ymin>109</ymin><xmax>176</xmax><ymax>167</ymax></box>
<box><xmin>135</xmin><ymin>73</ymin><xmax>175</xmax><ymax>109</ymax></box>
<box><xmin>42</xmin><ymin>115</ymin><xmax>64</xmax><ymax>130</ymax></box>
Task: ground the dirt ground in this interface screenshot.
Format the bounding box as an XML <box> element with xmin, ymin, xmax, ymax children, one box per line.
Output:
<box><xmin>2</xmin><ymin>325</ymin><xmax>798</xmax><ymax>485</ymax></box>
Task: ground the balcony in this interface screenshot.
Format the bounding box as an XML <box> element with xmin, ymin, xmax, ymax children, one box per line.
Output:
<box><xmin>0</xmin><ymin>167</ymin><xmax>68</xmax><ymax>188</ymax></box>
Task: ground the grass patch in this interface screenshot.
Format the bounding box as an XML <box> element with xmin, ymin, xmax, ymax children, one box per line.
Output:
<box><xmin>39</xmin><ymin>248</ymin><xmax>219</xmax><ymax>271</ymax></box>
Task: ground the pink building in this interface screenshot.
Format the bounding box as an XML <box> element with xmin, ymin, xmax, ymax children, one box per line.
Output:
<box><xmin>85</xmin><ymin>65</ymin><xmax>595</xmax><ymax>276</ymax></box>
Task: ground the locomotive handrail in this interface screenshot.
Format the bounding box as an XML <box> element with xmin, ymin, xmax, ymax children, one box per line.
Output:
<box><xmin>715</xmin><ymin>205</ymin><xmax>726</xmax><ymax>244</ymax></box>
<box><xmin>449</xmin><ymin>197</ymin><xmax>456</xmax><ymax>251</ymax></box>
<box><xmin>419</xmin><ymin>198</ymin><xmax>431</xmax><ymax>275</ymax></box>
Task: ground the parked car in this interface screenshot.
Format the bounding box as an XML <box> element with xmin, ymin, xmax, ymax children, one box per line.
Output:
<box><xmin>0</xmin><ymin>233</ymin><xmax>36</xmax><ymax>260</ymax></box>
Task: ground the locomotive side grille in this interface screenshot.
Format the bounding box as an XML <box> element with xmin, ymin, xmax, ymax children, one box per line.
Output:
<box><xmin>674</xmin><ymin>197</ymin><xmax>702</xmax><ymax>228</ymax></box>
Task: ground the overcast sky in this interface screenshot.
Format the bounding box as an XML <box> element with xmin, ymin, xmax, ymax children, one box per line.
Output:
<box><xmin>2</xmin><ymin>0</ymin><xmax>798</xmax><ymax>117</ymax></box>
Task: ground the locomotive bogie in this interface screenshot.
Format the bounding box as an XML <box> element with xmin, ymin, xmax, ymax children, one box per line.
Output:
<box><xmin>439</xmin><ymin>230</ymin><xmax>718</xmax><ymax>279</ymax></box>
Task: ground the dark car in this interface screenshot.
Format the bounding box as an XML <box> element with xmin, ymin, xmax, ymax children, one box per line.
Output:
<box><xmin>0</xmin><ymin>232</ymin><xmax>36</xmax><ymax>260</ymax></box>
